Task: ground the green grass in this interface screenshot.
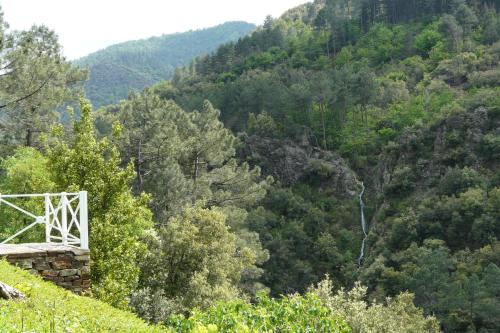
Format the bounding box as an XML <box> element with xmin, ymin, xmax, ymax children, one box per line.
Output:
<box><xmin>0</xmin><ymin>260</ymin><xmax>170</xmax><ymax>333</ymax></box>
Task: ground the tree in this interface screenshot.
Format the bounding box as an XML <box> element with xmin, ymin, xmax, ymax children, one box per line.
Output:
<box><xmin>116</xmin><ymin>89</ymin><xmax>188</xmax><ymax>194</ymax></box>
<box><xmin>247</xmin><ymin>111</ymin><xmax>280</xmax><ymax>138</ymax></box>
<box><xmin>401</xmin><ymin>241</ymin><xmax>454</xmax><ymax>317</ymax></box>
<box><xmin>183</xmin><ymin>101</ymin><xmax>236</xmax><ymax>203</ymax></box>
<box><xmin>101</xmin><ymin>93</ymin><xmax>271</xmax><ymax>301</ymax></box>
<box><xmin>414</xmin><ymin>24</ymin><xmax>445</xmax><ymax>58</ymax></box>
<box><xmin>354</xmin><ymin>67</ymin><xmax>377</xmax><ymax>127</ymax></box>
<box><xmin>0</xmin><ymin>25</ymin><xmax>87</xmax><ymax>147</ymax></box>
<box><xmin>438</xmin><ymin>14</ymin><xmax>463</xmax><ymax>52</ymax></box>
<box><xmin>136</xmin><ymin>206</ymin><xmax>252</xmax><ymax>315</ymax></box>
<box><xmin>454</xmin><ymin>4</ymin><xmax>478</xmax><ymax>37</ymax></box>
<box><xmin>310</xmin><ymin>71</ymin><xmax>333</xmax><ymax>149</ymax></box>
<box><xmin>46</xmin><ymin>99</ymin><xmax>153</xmax><ymax>309</ymax></box>
<box><xmin>111</xmin><ymin>94</ymin><xmax>270</xmax><ymax>220</ymax></box>
<box><xmin>0</xmin><ymin>148</ymin><xmax>55</xmax><ymax>243</ymax></box>
<box><xmin>332</xmin><ymin>66</ymin><xmax>355</xmax><ymax>127</ymax></box>
<box><xmin>482</xmin><ymin>7</ymin><xmax>500</xmax><ymax>44</ymax></box>
<box><xmin>479</xmin><ymin>263</ymin><xmax>500</xmax><ymax>328</ymax></box>
<box><xmin>444</xmin><ymin>258</ymin><xmax>500</xmax><ymax>331</ymax></box>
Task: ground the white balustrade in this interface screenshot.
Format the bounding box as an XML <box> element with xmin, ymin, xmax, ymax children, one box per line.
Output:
<box><xmin>0</xmin><ymin>191</ymin><xmax>88</xmax><ymax>249</ymax></box>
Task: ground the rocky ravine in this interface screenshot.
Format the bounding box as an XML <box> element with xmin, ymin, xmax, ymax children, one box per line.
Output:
<box><xmin>241</xmin><ymin>135</ymin><xmax>360</xmax><ymax>199</ymax></box>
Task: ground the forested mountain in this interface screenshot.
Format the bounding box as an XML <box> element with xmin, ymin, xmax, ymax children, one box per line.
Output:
<box><xmin>75</xmin><ymin>21</ymin><xmax>255</xmax><ymax>108</ymax></box>
<box><xmin>118</xmin><ymin>0</ymin><xmax>497</xmax><ymax>331</ymax></box>
<box><xmin>1</xmin><ymin>0</ymin><xmax>499</xmax><ymax>332</ymax></box>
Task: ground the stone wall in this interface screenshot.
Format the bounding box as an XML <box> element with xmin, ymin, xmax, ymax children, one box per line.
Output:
<box><xmin>0</xmin><ymin>243</ymin><xmax>90</xmax><ymax>294</ymax></box>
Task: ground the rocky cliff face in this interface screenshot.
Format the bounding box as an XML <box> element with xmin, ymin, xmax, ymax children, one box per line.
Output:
<box><xmin>241</xmin><ymin>105</ymin><xmax>497</xmax><ymax>208</ymax></box>
<box><xmin>241</xmin><ymin>136</ymin><xmax>360</xmax><ymax>198</ymax></box>
<box><xmin>373</xmin><ymin>106</ymin><xmax>496</xmax><ymax>197</ymax></box>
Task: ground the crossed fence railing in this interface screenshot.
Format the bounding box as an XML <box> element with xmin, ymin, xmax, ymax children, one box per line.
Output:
<box><xmin>0</xmin><ymin>192</ymin><xmax>88</xmax><ymax>249</ymax></box>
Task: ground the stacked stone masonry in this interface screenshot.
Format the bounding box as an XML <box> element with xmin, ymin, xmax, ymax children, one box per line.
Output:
<box><xmin>0</xmin><ymin>243</ymin><xmax>90</xmax><ymax>294</ymax></box>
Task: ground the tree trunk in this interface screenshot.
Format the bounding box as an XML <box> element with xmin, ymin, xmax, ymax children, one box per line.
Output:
<box><xmin>0</xmin><ymin>281</ymin><xmax>25</xmax><ymax>300</ymax></box>
<box><xmin>192</xmin><ymin>153</ymin><xmax>200</xmax><ymax>203</ymax></box>
<box><xmin>26</xmin><ymin>128</ymin><xmax>33</xmax><ymax>147</ymax></box>
<box><xmin>320</xmin><ymin>103</ymin><xmax>327</xmax><ymax>150</ymax></box>
<box><xmin>137</xmin><ymin>139</ymin><xmax>143</xmax><ymax>191</ymax></box>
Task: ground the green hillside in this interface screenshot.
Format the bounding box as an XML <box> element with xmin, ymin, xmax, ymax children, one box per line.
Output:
<box><xmin>0</xmin><ymin>261</ymin><xmax>168</xmax><ymax>332</ymax></box>
<box><xmin>75</xmin><ymin>21</ymin><xmax>255</xmax><ymax>108</ymax></box>
<box><xmin>0</xmin><ymin>0</ymin><xmax>499</xmax><ymax>332</ymax></box>
<box><xmin>142</xmin><ymin>1</ymin><xmax>499</xmax><ymax>332</ymax></box>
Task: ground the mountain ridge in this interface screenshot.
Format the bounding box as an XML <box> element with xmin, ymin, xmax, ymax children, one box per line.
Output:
<box><xmin>75</xmin><ymin>21</ymin><xmax>256</xmax><ymax>108</ymax></box>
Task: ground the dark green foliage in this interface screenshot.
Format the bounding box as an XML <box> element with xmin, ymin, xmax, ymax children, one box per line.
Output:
<box><xmin>479</xmin><ymin>133</ymin><xmax>500</xmax><ymax>159</ymax></box>
<box><xmin>247</xmin><ymin>186</ymin><xmax>360</xmax><ymax>296</ymax></box>
<box><xmin>362</xmin><ymin>241</ymin><xmax>500</xmax><ymax>332</ymax></box>
<box><xmin>438</xmin><ymin>167</ymin><xmax>484</xmax><ymax>195</ymax></box>
<box><xmin>1</xmin><ymin>0</ymin><xmax>499</xmax><ymax>331</ymax></box>
<box><xmin>145</xmin><ymin>1</ymin><xmax>500</xmax><ymax>331</ymax></box>
<box><xmin>384</xmin><ymin>166</ymin><xmax>417</xmax><ymax>197</ymax></box>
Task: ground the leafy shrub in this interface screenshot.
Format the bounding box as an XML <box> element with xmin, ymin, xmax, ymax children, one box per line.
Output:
<box><xmin>0</xmin><ymin>148</ymin><xmax>54</xmax><ymax>243</ymax></box>
<box><xmin>247</xmin><ymin>111</ymin><xmax>280</xmax><ymax>138</ymax></box>
<box><xmin>438</xmin><ymin>167</ymin><xmax>484</xmax><ymax>195</ymax></box>
<box><xmin>166</xmin><ymin>292</ymin><xmax>352</xmax><ymax>333</ymax></box>
<box><xmin>311</xmin><ymin>278</ymin><xmax>441</xmax><ymax>333</ymax></box>
<box><xmin>304</xmin><ymin>159</ymin><xmax>335</xmax><ymax>179</ymax></box>
<box><xmin>414</xmin><ymin>24</ymin><xmax>444</xmax><ymax>58</ymax></box>
<box><xmin>130</xmin><ymin>288</ymin><xmax>181</xmax><ymax>324</ymax></box>
<box><xmin>384</xmin><ymin>166</ymin><xmax>417</xmax><ymax>197</ymax></box>
<box><xmin>479</xmin><ymin>133</ymin><xmax>500</xmax><ymax>160</ymax></box>
<box><xmin>468</xmin><ymin>69</ymin><xmax>500</xmax><ymax>88</ymax></box>
<box><xmin>137</xmin><ymin>206</ymin><xmax>251</xmax><ymax>315</ymax></box>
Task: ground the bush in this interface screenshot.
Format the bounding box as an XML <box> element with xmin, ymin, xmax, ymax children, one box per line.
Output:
<box><xmin>0</xmin><ymin>148</ymin><xmax>55</xmax><ymax>243</ymax></box>
<box><xmin>137</xmin><ymin>206</ymin><xmax>252</xmax><ymax>316</ymax></box>
<box><xmin>479</xmin><ymin>133</ymin><xmax>500</xmax><ymax>160</ymax></box>
<box><xmin>438</xmin><ymin>167</ymin><xmax>484</xmax><ymax>195</ymax></box>
<box><xmin>414</xmin><ymin>25</ymin><xmax>444</xmax><ymax>58</ymax></box>
<box><xmin>166</xmin><ymin>292</ymin><xmax>352</xmax><ymax>333</ymax></box>
<box><xmin>247</xmin><ymin>111</ymin><xmax>281</xmax><ymax>138</ymax></box>
<box><xmin>384</xmin><ymin>166</ymin><xmax>417</xmax><ymax>197</ymax></box>
<box><xmin>311</xmin><ymin>278</ymin><xmax>441</xmax><ymax>333</ymax></box>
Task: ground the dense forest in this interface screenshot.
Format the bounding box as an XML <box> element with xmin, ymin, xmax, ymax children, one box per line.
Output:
<box><xmin>0</xmin><ymin>0</ymin><xmax>499</xmax><ymax>332</ymax></box>
<box><xmin>75</xmin><ymin>21</ymin><xmax>256</xmax><ymax>108</ymax></box>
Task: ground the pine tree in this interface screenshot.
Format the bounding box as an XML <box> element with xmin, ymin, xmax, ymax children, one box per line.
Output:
<box><xmin>0</xmin><ymin>25</ymin><xmax>86</xmax><ymax>147</ymax></box>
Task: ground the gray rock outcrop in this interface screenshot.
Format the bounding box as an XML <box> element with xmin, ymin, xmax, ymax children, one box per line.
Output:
<box><xmin>241</xmin><ymin>136</ymin><xmax>360</xmax><ymax>198</ymax></box>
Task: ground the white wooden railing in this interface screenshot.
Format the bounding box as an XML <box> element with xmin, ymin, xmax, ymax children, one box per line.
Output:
<box><xmin>0</xmin><ymin>192</ymin><xmax>88</xmax><ymax>249</ymax></box>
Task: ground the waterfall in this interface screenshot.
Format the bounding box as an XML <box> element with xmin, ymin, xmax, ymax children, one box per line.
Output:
<box><xmin>357</xmin><ymin>182</ymin><xmax>368</xmax><ymax>267</ymax></box>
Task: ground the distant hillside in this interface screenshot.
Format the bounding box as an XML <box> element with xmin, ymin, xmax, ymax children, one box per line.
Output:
<box><xmin>75</xmin><ymin>21</ymin><xmax>255</xmax><ymax>108</ymax></box>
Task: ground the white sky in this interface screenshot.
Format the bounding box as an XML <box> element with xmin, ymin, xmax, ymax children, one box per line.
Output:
<box><xmin>2</xmin><ymin>0</ymin><xmax>310</xmax><ymax>60</ymax></box>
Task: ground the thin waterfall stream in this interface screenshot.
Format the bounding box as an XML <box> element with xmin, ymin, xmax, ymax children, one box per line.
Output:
<box><xmin>357</xmin><ymin>182</ymin><xmax>368</xmax><ymax>267</ymax></box>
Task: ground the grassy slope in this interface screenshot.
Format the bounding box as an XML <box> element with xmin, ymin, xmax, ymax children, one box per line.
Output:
<box><xmin>0</xmin><ymin>261</ymin><xmax>169</xmax><ymax>333</ymax></box>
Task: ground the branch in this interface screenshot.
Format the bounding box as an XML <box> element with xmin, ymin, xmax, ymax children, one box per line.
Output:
<box><xmin>0</xmin><ymin>71</ymin><xmax>55</xmax><ymax>109</ymax></box>
<box><xmin>0</xmin><ymin>58</ymin><xmax>18</xmax><ymax>73</ymax></box>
